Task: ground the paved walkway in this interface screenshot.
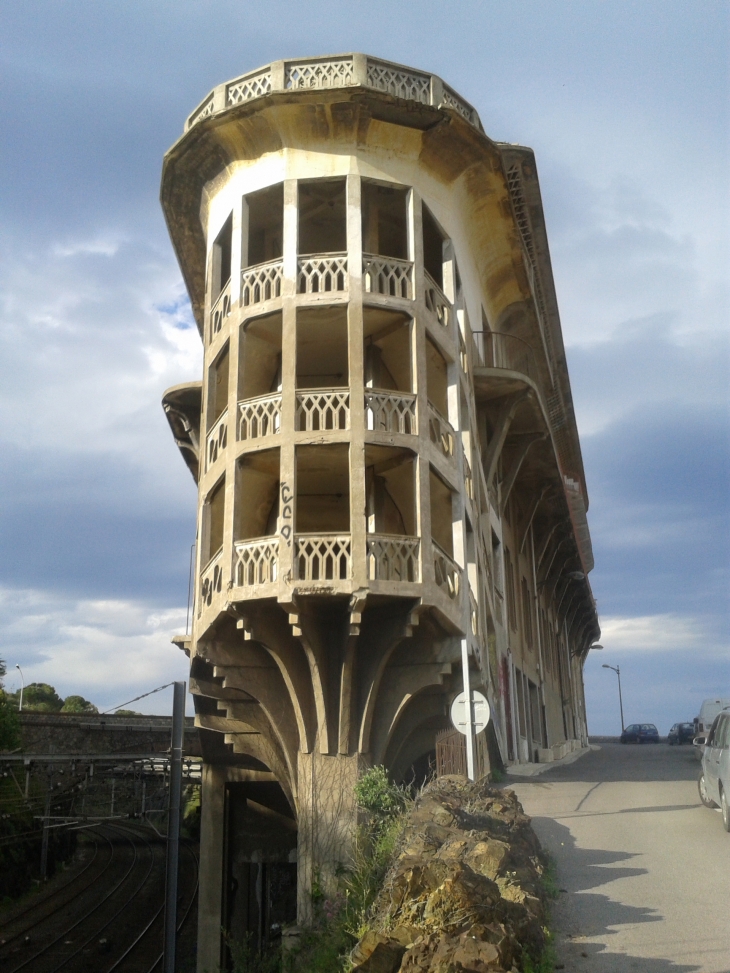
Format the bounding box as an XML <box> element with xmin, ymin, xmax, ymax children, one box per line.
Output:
<box><xmin>508</xmin><ymin>742</ymin><xmax>730</xmax><ymax>973</ymax></box>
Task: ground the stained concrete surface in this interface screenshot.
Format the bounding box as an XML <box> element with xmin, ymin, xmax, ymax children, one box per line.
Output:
<box><xmin>508</xmin><ymin>742</ymin><xmax>730</xmax><ymax>973</ymax></box>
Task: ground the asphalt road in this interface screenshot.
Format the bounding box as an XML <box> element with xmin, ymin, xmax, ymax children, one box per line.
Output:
<box><xmin>508</xmin><ymin>741</ymin><xmax>730</xmax><ymax>973</ymax></box>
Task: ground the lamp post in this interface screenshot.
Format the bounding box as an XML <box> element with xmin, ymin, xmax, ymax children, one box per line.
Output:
<box><xmin>15</xmin><ymin>665</ymin><xmax>24</xmax><ymax>712</ymax></box>
<box><xmin>602</xmin><ymin>664</ymin><xmax>624</xmax><ymax>732</ymax></box>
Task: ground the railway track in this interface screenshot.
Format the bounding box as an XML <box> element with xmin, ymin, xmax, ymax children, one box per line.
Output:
<box><xmin>0</xmin><ymin>821</ymin><xmax>198</xmax><ymax>973</ymax></box>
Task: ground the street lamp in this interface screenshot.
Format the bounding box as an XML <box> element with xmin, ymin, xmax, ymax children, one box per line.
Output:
<box><xmin>15</xmin><ymin>664</ymin><xmax>24</xmax><ymax>712</ymax></box>
<box><xmin>602</xmin><ymin>664</ymin><xmax>624</xmax><ymax>731</ymax></box>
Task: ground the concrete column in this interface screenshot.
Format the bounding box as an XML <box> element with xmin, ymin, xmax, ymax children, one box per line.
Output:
<box><xmin>196</xmin><ymin>764</ymin><xmax>227</xmax><ymax>973</ymax></box>
<box><xmin>347</xmin><ymin>174</ymin><xmax>366</xmax><ymax>584</ymax></box>
<box><xmin>278</xmin><ymin>179</ymin><xmax>298</xmax><ymax>588</ymax></box>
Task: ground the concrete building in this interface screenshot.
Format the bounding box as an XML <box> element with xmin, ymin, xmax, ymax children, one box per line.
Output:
<box><xmin>160</xmin><ymin>54</ymin><xmax>599</xmax><ymax>968</ymax></box>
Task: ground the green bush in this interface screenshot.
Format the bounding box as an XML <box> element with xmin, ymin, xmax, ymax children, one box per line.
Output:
<box><xmin>0</xmin><ymin>691</ymin><xmax>20</xmax><ymax>751</ymax></box>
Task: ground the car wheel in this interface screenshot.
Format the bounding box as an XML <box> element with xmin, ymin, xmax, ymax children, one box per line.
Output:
<box><xmin>721</xmin><ymin>789</ymin><xmax>730</xmax><ymax>833</ymax></box>
<box><xmin>698</xmin><ymin>771</ymin><xmax>718</xmax><ymax>808</ymax></box>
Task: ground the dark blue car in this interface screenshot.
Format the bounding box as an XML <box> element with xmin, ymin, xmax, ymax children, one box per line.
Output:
<box><xmin>668</xmin><ymin>722</ymin><xmax>695</xmax><ymax>745</ymax></box>
<box><xmin>621</xmin><ymin>723</ymin><xmax>660</xmax><ymax>744</ymax></box>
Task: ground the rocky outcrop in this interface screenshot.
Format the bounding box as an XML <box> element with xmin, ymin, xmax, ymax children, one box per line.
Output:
<box><xmin>351</xmin><ymin>776</ymin><xmax>548</xmax><ymax>973</ymax></box>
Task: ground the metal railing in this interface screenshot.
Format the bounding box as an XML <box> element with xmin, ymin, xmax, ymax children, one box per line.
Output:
<box><xmin>473</xmin><ymin>331</ymin><xmax>539</xmax><ymax>385</ymax></box>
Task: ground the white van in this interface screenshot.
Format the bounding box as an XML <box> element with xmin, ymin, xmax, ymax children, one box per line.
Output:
<box><xmin>696</xmin><ymin>699</ymin><xmax>730</xmax><ymax>735</ymax></box>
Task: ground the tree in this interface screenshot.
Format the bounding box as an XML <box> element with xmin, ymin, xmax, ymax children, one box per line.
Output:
<box><xmin>13</xmin><ymin>683</ymin><xmax>64</xmax><ymax>713</ymax></box>
<box><xmin>60</xmin><ymin>695</ymin><xmax>98</xmax><ymax>714</ymax></box>
<box><xmin>0</xmin><ymin>660</ymin><xmax>20</xmax><ymax>750</ymax></box>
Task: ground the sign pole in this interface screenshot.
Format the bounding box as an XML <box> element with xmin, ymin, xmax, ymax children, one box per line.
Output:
<box><xmin>163</xmin><ymin>681</ymin><xmax>185</xmax><ymax>973</ymax></box>
<box><xmin>460</xmin><ymin>639</ymin><xmax>475</xmax><ymax>780</ymax></box>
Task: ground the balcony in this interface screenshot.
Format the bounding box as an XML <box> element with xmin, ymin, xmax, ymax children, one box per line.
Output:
<box><xmin>295</xmin><ymin>389</ymin><xmax>350</xmax><ymax>432</ymax></box>
<box><xmin>210</xmin><ymin>280</ymin><xmax>232</xmax><ymax>342</ymax></box>
<box><xmin>206</xmin><ymin>409</ymin><xmax>228</xmax><ymax>470</ymax></box>
<box><xmin>241</xmin><ymin>259</ymin><xmax>283</xmax><ymax>308</ymax></box>
<box><xmin>477</xmin><ymin>331</ymin><xmax>539</xmax><ymax>385</ymax></box>
<box><xmin>295</xmin><ymin>533</ymin><xmax>351</xmax><ymax>581</ymax></box>
<box><xmin>364</xmin><ymin>389</ymin><xmax>417</xmax><ymax>435</ymax></box>
<box><xmin>363</xmin><ymin>254</ymin><xmax>413</xmax><ymax>300</ymax></box>
<box><xmin>433</xmin><ymin>541</ymin><xmax>461</xmax><ymax>601</ymax></box>
<box><xmin>234</xmin><ymin>537</ymin><xmax>278</xmax><ymax>586</ymax></box>
<box><xmin>297</xmin><ymin>254</ymin><xmax>348</xmax><ymax>295</ymax></box>
<box><xmin>367</xmin><ymin>534</ymin><xmax>420</xmax><ymax>582</ymax></box>
<box><xmin>424</xmin><ymin>272</ymin><xmax>450</xmax><ymax>328</ymax></box>
<box><xmin>428</xmin><ymin>403</ymin><xmax>455</xmax><ymax>460</ymax></box>
<box><xmin>238</xmin><ymin>393</ymin><xmax>282</xmax><ymax>441</ymax></box>
<box><xmin>198</xmin><ymin>548</ymin><xmax>223</xmax><ymax>616</ymax></box>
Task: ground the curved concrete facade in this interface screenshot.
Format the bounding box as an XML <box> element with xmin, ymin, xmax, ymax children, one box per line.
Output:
<box><xmin>160</xmin><ymin>54</ymin><xmax>599</xmax><ymax>967</ymax></box>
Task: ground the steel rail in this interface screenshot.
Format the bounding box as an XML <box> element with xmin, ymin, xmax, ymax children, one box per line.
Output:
<box><xmin>6</xmin><ymin>823</ymin><xmax>140</xmax><ymax>973</ymax></box>
<box><xmin>46</xmin><ymin>822</ymin><xmax>160</xmax><ymax>973</ymax></box>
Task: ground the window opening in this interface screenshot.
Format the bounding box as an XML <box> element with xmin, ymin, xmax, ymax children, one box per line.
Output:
<box><xmin>365</xmin><ymin>446</ymin><xmax>416</xmax><ymax>536</ymax></box>
<box><xmin>361</xmin><ymin>181</ymin><xmax>408</xmax><ymax>259</ymax></box>
<box><xmin>425</xmin><ymin>336</ymin><xmax>449</xmax><ymax>417</ymax></box>
<box><xmin>505</xmin><ymin>546</ymin><xmax>517</xmax><ymax>632</ymax></box>
<box><xmin>239</xmin><ymin>313</ymin><xmax>283</xmax><ymax>400</ymax></box>
<box><xmin>296</xmin><ymin>444</ymin><xmax>350</xmax><ymax>534</ymax></box>
<box><xmin>298</xmin><ymin>179</ymin><xmax>347</xmax><ymax>254</ymax></box>
<box><xmin>246</xmin><ymin>183</ymin><xmax>283</xmax><ymax>266</ymax></box>
<box><xmin>363</xmin><ymin>309</ymin><xmax>412</xmax><ymax>392</ymax></box>
<box><xmin>429</xmin><ymin>467</ymin><xmax>454</xmax><ymax>557</ymax></box>
<box><xmin>206</xmin><ymin>477</ymin><xmax>225</xmax><ymax>561</ymax></box>
<box><xmin>236</xmin><ymin>449</ymin><xmax>280</xmax><ymax>541</ymax></box>
<box><xmin>296</xmin><ymin>307</ymin><xmax>348</xmax><ymax>389</ymax></box>
<box><xmin>208</xmin><ymin>344</ymin><xmax>230</xmax><ymax>429</ymax></box>
<box><xmin>212</xmin><ymin>214</ymin><xmax>233</xmax><ymax>300</ymax></box>
<box><xmin>521</xmin><ymin>577</ymin><xmax>534</xmax><ymax>648</ymax></box>
<box><xmin>422</xmin><ymin>204</ymin><xmax>445</xmax><ymax>288</ymax></box>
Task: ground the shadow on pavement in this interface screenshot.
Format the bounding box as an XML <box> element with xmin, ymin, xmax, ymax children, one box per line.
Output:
<box><xmin>507</xmin><ymin>740</ymin><xmax>701</xmax><ymax>784</ymax></box>
<box><xmin>533</xmin><ymin>817</ymin><xmax>702</xmax><ymax>973</ymax></box>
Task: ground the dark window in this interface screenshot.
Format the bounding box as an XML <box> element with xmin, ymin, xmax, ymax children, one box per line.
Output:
<box><xmin>362</xmin><ymin>181</ymin><xmax>408</xmax><ymax>259</ymax></box>
<box><xmin>213</xmin><ymin>214</ymin><xmax>233</xmax><ymax>299</ymax></box>
<box><xmin>298</xmin><ymin>179</ymin><xmax>347</xmax><ymax>254</ymax></box>
<box><xmin>422</xmin><ymin>204</ymin><xmax>445</xmax><ymax>288</ymax></box>
<box><xmin>246</xmin><ymin>184</ymin><xmax>283</xmax><ymax>266</ymax></box>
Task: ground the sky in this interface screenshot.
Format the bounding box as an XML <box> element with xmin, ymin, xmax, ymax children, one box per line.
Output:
<box><xmin>0</xmin><ymin>1</ymin><xmax>727</xmax><ymax>729</ymax></box>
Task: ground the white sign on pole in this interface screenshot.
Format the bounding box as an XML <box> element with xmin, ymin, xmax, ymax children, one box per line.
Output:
<box><xmin>450</xmin><ymin>690</ymin><xmax>490</xmax><ymax>736</ymax></box>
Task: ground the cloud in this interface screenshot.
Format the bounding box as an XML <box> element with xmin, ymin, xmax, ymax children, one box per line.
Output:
<box><xmin>1</xmin><ymin>586</ymin><xmax>191</xmax><ymax>714</ymax></box>
<box><xmin>597</xmin><ymin>613</ymin><xmax>726</xmax><ymax>657</ymax></box>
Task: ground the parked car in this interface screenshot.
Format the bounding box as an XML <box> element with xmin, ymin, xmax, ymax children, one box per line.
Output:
<box><xmin>668</xmin><ymin>722</ymin><xmax>695</xmax><ymax>745</ymax></box>
<box><xmin>697</xmin><ymin>711</ymin><xmax>730</xmax><ymax>832</ymax></box>
<box><xmin>620</xmin><ymin>723</ymin><xmax>660</xmax><ymax>744</ymax></box>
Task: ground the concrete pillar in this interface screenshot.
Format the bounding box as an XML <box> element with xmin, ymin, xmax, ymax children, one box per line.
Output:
<box><xmin>197</xmin><ymin>764</ymin><xmax>227</xmax><ymax>973</ymax></box>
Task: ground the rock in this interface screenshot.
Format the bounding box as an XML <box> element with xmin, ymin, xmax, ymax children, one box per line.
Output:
<box><xmin>354</xmin><ymin>777</ymin><xmax>550</xmax><ymax>972</ymax></box>
<box><xmin>351</xmin><ymin>931</ymin><xmax>406</xmax><ymax>972</ymax></box>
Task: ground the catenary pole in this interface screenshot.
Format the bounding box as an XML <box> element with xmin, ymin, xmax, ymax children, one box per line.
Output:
<box><xmin>163</xmin><ymin>681</ymin><xmax>185</xmax><ymax>973</ymax></box>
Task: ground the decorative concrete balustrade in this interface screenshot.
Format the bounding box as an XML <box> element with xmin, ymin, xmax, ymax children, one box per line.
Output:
<box><xmin>234</xmin><ymin>537</ymin><xmax>278</xmax><ymax>587</ymax></box>
<box><xmin>198</xmin><ymin>548</ymin><xmax>223</xmax><ymax>615</ymax></box>
<box><xmin>206</xmin><ymin>409</ymin><xmax>228</xmax><ymax>470</ymax></box>
<box><xmin>298</xmin><ymin>255</ymin><xmax>348</xmax><ymax>295</ymax></box>
<box><xmin>295</xmin><ymin>389</ymin><xmax>350</xmax><ymax>432</ymax></box>
<box><xmin>364</xmin><ymin>390</ymin><xmax>417</xmax><ymax>435</ymax></box>
<box><xmin>424</xmin><ymin>273</ymin><xmax>451</xmax><ymax>328</ymax></box>
<box><xmin>295</xmin><ymin>534</ymin><xmax>351</xmax><ymax>581</ymax></box>
<box><xmin>363</xmin><ymin>255</ymin><xmax>413</xmax><ymax>300</ymax></box>
<box><xmin>433</xmin><ymin>542</ymin><xmax>461</xmax><ymax>601</ymax></box>
<box><xmin>367</xmin><ymin>534</ymin><xmax>420</xmax><ymax>582</ymax></box>
<box><xmin>210</xmin><ymin>282</ymin><xmax>231</xmax><ymax>342</ymax></box>
<box><xmin>428</xmin><ymin>403</ymin><xmax>455</xmax><ymax>459</ymax></box>
<box><xmin>186</xmin><ymin>55</ymin><xmax>483</xmax><ymax>134</ymax></box>
<box><xmin>241</xmin><ymin>259</ymin><xmax>283</xmax><ymax>308</ymax></box>
<box><xmin>238</xmin><ymin>393</ymin><xmax>282</xmax><ymax>441</ymax></box>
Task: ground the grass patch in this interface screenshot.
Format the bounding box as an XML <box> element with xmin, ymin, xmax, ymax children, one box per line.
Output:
<box><xmin>522</xmin><ymin>932</ymin><xmax>557</xmax><ymax>973</ymax></box>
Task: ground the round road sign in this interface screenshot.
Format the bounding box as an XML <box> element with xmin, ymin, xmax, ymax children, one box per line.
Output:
<box><xmin>450</xmin><ymin>691</ymin><xmax>490</xmax><ymax>735</ymax></box>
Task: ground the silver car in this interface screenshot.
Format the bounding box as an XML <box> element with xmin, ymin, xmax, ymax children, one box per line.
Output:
<box><xmin>698</xmin><ymin>711</ymin><xmax>730</xmax><ymax>831</ymax></box>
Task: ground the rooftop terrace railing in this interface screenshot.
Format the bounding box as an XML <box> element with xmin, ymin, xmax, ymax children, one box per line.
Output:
<box><xmin>186</xmin><ymin>55</ymin><xmax>483</xmax><ymax>134</ymax></box>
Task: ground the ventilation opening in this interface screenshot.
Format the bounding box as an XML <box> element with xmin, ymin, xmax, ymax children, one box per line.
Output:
<box><xmin>298</xmin><ymin>179</ymin><xmax>347</xmax><ymax>254</ymax></box>
<box><xmin>361</xmin><ymin>181</ymin><xmax>408</xmax><ymax>259</ymax></box>
<box><xmin>246</xmin><ymin>183</ymin><xmax>283</xmax><ymax>266</ymax></box>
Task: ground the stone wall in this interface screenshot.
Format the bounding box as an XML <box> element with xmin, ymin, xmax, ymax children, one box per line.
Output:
<box><xmin>18</xmin><ymin>712</ymin><xmax>202</xmax><ymax>756</ymax></box>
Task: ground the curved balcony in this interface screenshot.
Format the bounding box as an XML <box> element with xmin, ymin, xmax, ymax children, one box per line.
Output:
<box><xmin>364</xmin><ymin>389</ymin><xmax>417</xmax><ymax>435</ymax></box>
<box><xmin>295</xmin><ymin>533</ymin><xmax>351</xmax><ymax>581</ymax></box>
<box><xmin>423</xmin><ymin>272</ymin><xmax>450</xmax><ymax>328</ymax></box>
<box><xmin>238</xmin><ymin>393</ymin><xmax>282</xmax><ymax>441</ymax></box>
<box><xmin>198</xmin><ymin>548</ymin><xmax>224</xmax><ymax>616</ymax></box>
<box><xmin>428</xmin><ymin>403</ymin><xmax>455</xmax><ymax>460</ymax></box>
<box><xmin>295</xmin><ymin>389</ymin><xmax>350</xmax><ymax>432</ymax></box>
<box><xmin>475</xmin><ymin>331</ymin><xmax>539</xmax><ymax>386</ymax></box>
<box><xmin>363</xmin><ymin>254</ymin><xmax>413</xmax><ymax>300</ymax></box>
<box><xmin>234</xmin><ymin>537</ymin><xmax>278</xmax><ymax>587</ymax></box>
<box><xmin>209</xmin><ymin>280</ymin><xmax>232</xmax><ymax>343</ymax></box>
<box><xmin>297</xmin><ymin>253</ymin><xmax>348</xmax><ymax>295</ymax></box>
<box><xmin>367</xmin><ymin>534</ymin><xmax>420</xmax><ymax>582</ymax></box>
<box><xmin>206</xmin><ymin>408</ymin><xmax>228</xmax><ymax>471</ymax></box>
<box><xmin>433</xmin><ymin>541</ymin><xmax>461</xmax><ymax>601</ymax></box>
<box><xmin>240</xmin><ymin>259</ymin><xmax>283</xmax><ymax>308</ymax></box>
